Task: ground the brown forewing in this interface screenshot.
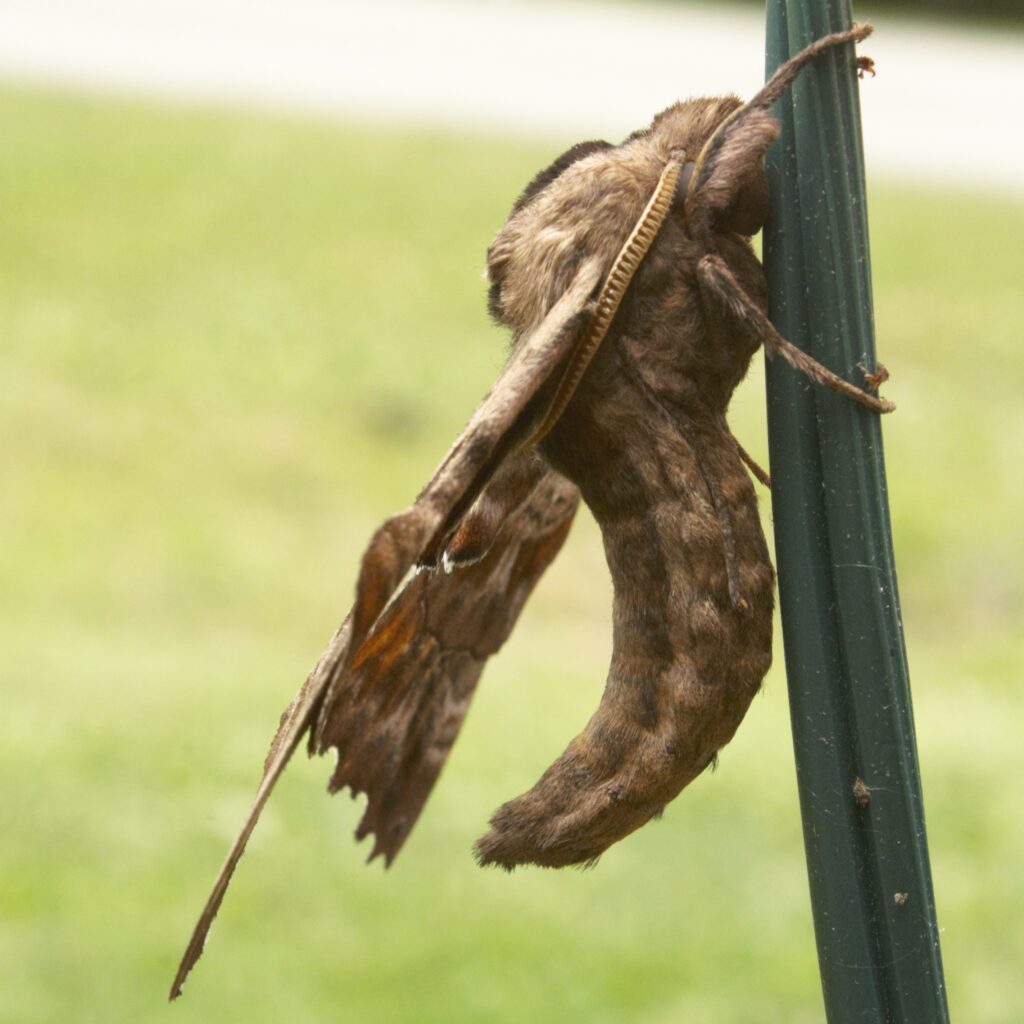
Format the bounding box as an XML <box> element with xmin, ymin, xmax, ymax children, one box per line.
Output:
<box><xmin>171</xmin><ymin>263</ymin><xmax>597</xmax><ymax>999</ymax></box>
<box><xmin>313</xmin><ymin>469</ymin><xmax>579</xmax><ymax>865</ymax></box>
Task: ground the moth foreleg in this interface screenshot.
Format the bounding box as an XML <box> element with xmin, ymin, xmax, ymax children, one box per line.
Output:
<box><xmin>697</xmin><ymin>254</ymin><xmax>895</xmax><ymax>414</ymax></box>
<box><xmin>857</xmin><ymin>55</ymin><xmax>877</xmax><ymax>79</ymax></box>
<box><xmin>751</xmin><ymin>23</ymin><xmax>873</xmax><ymax>112</ymax></box>
<box><xmin>684</xmin><ymin>23</ymin><xmax>872</xmax><ymax>239</ymax></box>
<box><xmin>859</xmin><ymin>361</ymin><xmax>890</xmax><ymax>390</ymax></box>
<box><xmin>721</xmin><ymin>424</ymin><xmax>772</xmax><ymax>489</ymax></box>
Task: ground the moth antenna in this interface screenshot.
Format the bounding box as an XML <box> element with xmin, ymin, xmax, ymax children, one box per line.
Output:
<box><xmin>524</xmin><ymin>153</ymin><xmax>686</xmax><ymax>448</ymax></box>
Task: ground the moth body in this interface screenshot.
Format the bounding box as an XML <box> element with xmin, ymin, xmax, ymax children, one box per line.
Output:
<box><xmin>477</xmin><ymin>102</ymin><xmax>776</xmax><ymax>867</ymax></box>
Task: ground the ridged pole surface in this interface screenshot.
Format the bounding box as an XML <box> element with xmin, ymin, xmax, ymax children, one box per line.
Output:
<box><xmin>762</xmin><ymin>2</ymin><xmax>950</xmax><ymax>1020</ymax></box>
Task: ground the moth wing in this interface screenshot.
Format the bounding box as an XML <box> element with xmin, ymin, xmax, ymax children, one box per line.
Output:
<box><xmin>170</xmin><ymin>257</ymin><xmax>601</xmax><ymax>1000</ymax></box>
<box><xmin>344</xmin><ymin>255</ymin><xmax>600</xmax><ymax>653</ymax></box>
<box><xmin>313</xmin><ymin>464</ymin><xmax>579</xmax><ymax>866</ymax></box>
<box><xmin>169</xmin><ymin>618</ymin><xmax>349</xmax><ymax>1000</ymax></box>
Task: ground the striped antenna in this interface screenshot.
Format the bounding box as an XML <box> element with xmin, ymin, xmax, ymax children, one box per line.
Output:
<box><xmin>524</xmin><ymin>154</ymin><xmax>686</xmax><ymax>448</ymax></box>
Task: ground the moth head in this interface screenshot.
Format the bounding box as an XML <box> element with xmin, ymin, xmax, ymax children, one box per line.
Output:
<box><xmin>661</xmin><ymin>97</ymin><xmax>778</xmax><ymax>240</ymax></box>
<box><xmin>487</xmin><ymin>95</ymin><xmax>778</xmax><ymax>333</ymax></box>
<box><xmin>624</xmin><ymin>96</ymin><xmax>774</xmax><ymax>238</ymax></box>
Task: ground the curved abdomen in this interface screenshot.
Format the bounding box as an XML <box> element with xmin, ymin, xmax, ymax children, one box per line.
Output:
<box><xmin>475</xmin><ymin>422</ymin><xmax>774</xmax><ymax>868</ymax></box>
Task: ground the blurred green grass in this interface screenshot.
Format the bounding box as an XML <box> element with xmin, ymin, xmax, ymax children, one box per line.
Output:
<box><xmin>1</xmin><ymin>84</ymin><xmax>1022</xmax><ymax>1023</ymax></box>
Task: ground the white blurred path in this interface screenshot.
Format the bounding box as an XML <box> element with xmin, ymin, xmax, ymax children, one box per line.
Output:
<box><xmin>1</xmin><ymin>0</ymin><xmax>1022</xmax><ymax>192</ymax></box>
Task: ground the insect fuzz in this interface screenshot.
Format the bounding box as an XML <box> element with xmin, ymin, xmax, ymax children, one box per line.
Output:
<box><xmin>476</xmin><ymin>99</ymin><xmax>777</xmax><ymax>868</ymax></box>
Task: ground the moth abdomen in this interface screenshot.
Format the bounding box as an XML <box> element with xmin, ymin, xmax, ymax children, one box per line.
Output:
<box><xmin>476</xmin><ymin>420</ymin><xmax>773</xmax><ymax>868</ymax></box>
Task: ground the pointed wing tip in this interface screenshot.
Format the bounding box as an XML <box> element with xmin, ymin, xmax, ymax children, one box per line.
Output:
<box><xmin>169</xmin><ymin>951</ymin><xmax>196</xmax><ymax>1001</ymax></box>
<box><xmin>168</xmin><ymin>903</ymin><xmax>217</xmax><ymax>1002</ymax></box>
<box><xmin>167</xmin><ymin>692</ymin><xmax>321</xmax><ymax>1003</ymax></box>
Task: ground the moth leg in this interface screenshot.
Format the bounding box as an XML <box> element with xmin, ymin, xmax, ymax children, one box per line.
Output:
<box><xmin>684</xmin><ymin>24</ymin><xmax>872</xmax><ymax>239</ymax></box>
<box><xmin>721</xmin><ymin>422</ymin><xmax>771</xmax><ymax>489</ymax></box>
<box><xmin>697</xmin><ymin>254</ymin><xmax>895</xmax><ymax>414</ymax></box>
<box><xmin>700</xmin><ymin>463</ymin><xmax>747</xmax><ymax>610</ymax></box>
<box><xmin>438</xmin><ymin>450</ymin><xmax>551</xmax><ymax>571</ymax></box>
<box><xmin>752</xmin><ymin>23</ymin><xmax>873</xmax><ymax>111</ymax></box>
<box><xmin>859</xmin><ymin>361</ymin><xmax>890</xmax><ymax>391</ymax></box>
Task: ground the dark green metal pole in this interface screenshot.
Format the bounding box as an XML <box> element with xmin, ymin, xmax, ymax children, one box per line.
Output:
<box><xmin>762</xmin><ymin>2</ymin><xmax>950</xmax><ymax>1021</ymax></box>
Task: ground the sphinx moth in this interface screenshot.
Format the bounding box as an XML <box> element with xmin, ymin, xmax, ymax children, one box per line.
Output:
<box><xmin>172</xmin><ymin>23</ymin><xmax>890</xmax><ymax>998</ymax></box>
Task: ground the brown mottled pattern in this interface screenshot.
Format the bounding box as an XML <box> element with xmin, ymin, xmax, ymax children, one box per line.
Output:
<box><xmin>315</xmin><ymin>469</ymin><xmax>580</xmax><ymax>866</ymax></box>
<box><xmin>477</xmin><ymin>102</ymin><xmax>780</xmax><ymax>869</ymax></box>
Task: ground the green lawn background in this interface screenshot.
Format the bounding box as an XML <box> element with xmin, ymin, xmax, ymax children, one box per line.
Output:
<box><xmin>2</xmin><ymin>85</ymin><xmax>1022</xmax><ymax>1022</ymax></box>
